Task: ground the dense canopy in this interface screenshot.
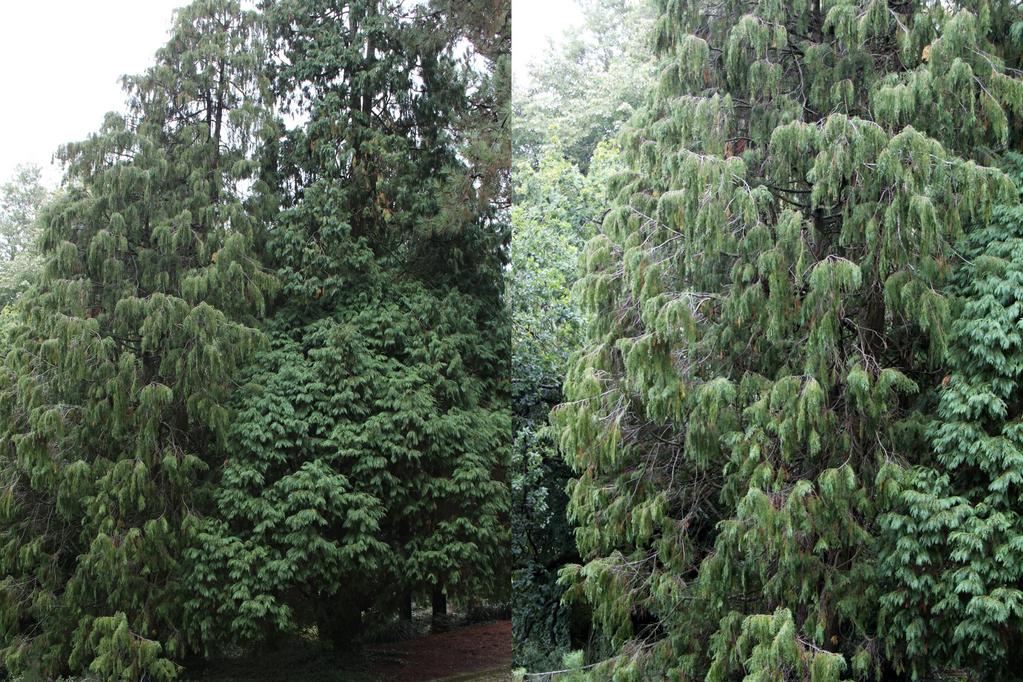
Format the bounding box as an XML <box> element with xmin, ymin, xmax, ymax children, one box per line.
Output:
<box><xmin>0</xmin><ymin>0</ymin><xmax>509</xmax><ymax>678</ymax></box>
<box><xmin>555</xmin><ymin>0</ymin><xmax>1023</xmax><ymax>678</ymax></box>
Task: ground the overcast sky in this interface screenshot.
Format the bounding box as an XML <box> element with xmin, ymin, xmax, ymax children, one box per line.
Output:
<box><xmin>0</xmin><ymin>0</ymin><xmax>576</xmax><ymax>186</ymax></box>
<box><xmin>0</xmin><ymin>1</ymin><xmax>188</xmax><ymax>186</ymax></box>
<box><xmin>512</xmin><ymin>0</ymin><xmax>581</xmax><ymax>89</ymax></box>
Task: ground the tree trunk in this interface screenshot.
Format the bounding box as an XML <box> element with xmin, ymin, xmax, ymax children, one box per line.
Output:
<box><xmin>431</xmin><ymin>587</ymin><xmax>448</xmax><ymax>633</ymax></box>
<box><xmin>210</xmin><ymin>58</ymin><xmax>226</xmax><ymax>205</ymax></box>
<box><xmin>316</xmin><ymin>595</ymin><xmax>363</xmax><ymax>648</ymax></box>
<box><xmin>362</xmin><ymin>0</ymin><xmax>376</xmax><ymax>118</ymax></box>
<box><xmin>400</xmin><ymin>589</ymin><xmax>413</xmax><ymax>622</ymax></box>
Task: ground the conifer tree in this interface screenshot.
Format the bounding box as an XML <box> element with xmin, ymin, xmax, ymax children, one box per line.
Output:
<box><xmin>879</xmin><ymin>154</ymin><xmax>1023</xmax><ymax>679</ymax></box>
<box><xmin>187</xmin><ymin>0</ymin><xmax>510</xmax><ymax>647</ymax></box>
<box><xmin>0</xmin><ymin>1</ymin><xmax>275</xmax><ymax>677</ymax></box>
<box><xmin>555</xmin><ymin>0</ymin><xmax>1023</xmax><ymax>678</ymax></box>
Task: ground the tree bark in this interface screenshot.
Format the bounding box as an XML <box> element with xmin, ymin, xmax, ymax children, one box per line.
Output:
<box><xmin>316</xmin><ymin>595</ymin><xmax>363</xmax><ymax>648</ymax></box>
<box><xmin>431</xmin><ymin>587</ymin><xmax>448</xmax><ymax>632</ymax></box>
<box><xmin>401</xmin><ymin>589</ymin><xmax>413</xmax><ymax>622</ymax></box>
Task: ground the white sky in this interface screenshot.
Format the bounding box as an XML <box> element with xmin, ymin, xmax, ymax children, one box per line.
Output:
<box><xmin>0</xmin><ymin>0</ymin><xmax>578</xmax><ymax>186</ymax></box>
<box><xmin>0</xmin><ymin>1</ymin><xmax>188</xmax><ymax>187</ymax></box>
<box><xmin>512</xmin><ymin>0</ymin><xmax>582</xmax><ymax>89</ymax></box>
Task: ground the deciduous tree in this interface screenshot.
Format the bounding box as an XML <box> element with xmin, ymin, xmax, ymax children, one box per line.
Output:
<box><xmin>0</xmin><ymin>164</ymin><xmax>49</xmax><ymax>307</ymax></box>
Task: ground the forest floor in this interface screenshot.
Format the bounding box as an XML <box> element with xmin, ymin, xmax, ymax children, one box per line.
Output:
<box><xmin>186</xmin><ymin>619</ymin><xmax>511</xmax><ymax>681</ymax></box>
<box><xmin>367</xmin><ymin>620</ymin><xmax>512</xmax><ymax>681</ymax></box>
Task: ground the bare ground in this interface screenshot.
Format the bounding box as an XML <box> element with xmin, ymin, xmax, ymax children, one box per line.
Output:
<box><xmin>367</xmin><ymin>620</ymin><xmax>512</xmax><ymax>681</ymax></box>
<box><xmin>185</xmin><ymin>620</ymin><xmax>511</xmax><ymax>681</ymax></box>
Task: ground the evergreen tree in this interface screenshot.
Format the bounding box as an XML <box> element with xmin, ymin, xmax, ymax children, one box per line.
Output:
<box><xmin>555</xmin><ymin>0</ymin><xmax>1023</xmax><ymax>678</ymax></box>
<box><xmin>187</xmin><ymin>0</ymin><xmax>510</xmax><ymax>648</ymax></box>
<box><xmin>879</xmin><ymin>153</ymin><xmax>1023</xmax><ymax>679</ymax></box>
<box><xmin>0</xmin><ymin>1</ymin><xmax>275</xmax><ymax>677</ymax></box>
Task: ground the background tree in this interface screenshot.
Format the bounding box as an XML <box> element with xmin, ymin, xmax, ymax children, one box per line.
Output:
<box><xmin>511</xmin><ymin>143</ymin><xmax>617</xmax><ymax>670</ymax></box>
<box><xmin>512</xmin><ymin>0</ymin><xmax>655</xmax><ymax>171</ymax></box>
<box><xmin>510</xmin><ymin>2</ymin><xmax>655</xmax><ymax>671</ymax></box>
<box><xmin>0</xmin><ymin>164</ymin><xmax>49</xmax><ymax>307</ymax></box>
<box><xmin>554</xmin><ymin>0</ymin><xmax>1023</xmax><ymax>679</ymax></box>
<box><xmin>187</xmin><ymin>0</ymin><xmax>511</xmax><ymax>649</ymax></box>
<box><xmin>0</xmin><ymin>1</ymin><xmax>276</xmax><ymax>677</ymax></box>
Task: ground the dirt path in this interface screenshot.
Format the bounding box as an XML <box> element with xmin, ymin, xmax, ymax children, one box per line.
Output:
<box><xmin>367</xmin><ymin>620</ymin><xmax>512</xmax><ymax>681</ymax></box>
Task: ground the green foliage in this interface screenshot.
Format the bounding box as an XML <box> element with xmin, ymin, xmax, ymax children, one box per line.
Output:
<box><xmin>190</xmin><ymin>284</ymin><xmax>510</xmax><ymax>648</ymax></box>
<box><xmin>512</xmin><ymin>145</ymin><xmax>618</xmax><ymax>401</ymax></box>
<box><xmin>0</xmin><ymin>1</ymin><xmax>276</xmax><ymax>677</ymax></box>
<box><xmin>556</xmin><ymin>0</ymin><xmax>1023</xmax><ymax>678</ymax></box>
<box><xmin>513</xmin><ymin>0</ymin><xmax>656</xmax><ymax>171</ymax></box>
<box><xmin>510</xmin><ymin>3</ymin><xmax>654</xmax><ymax>666</ymax></box>
<box><xmin>188</xmin><ymin>0</ymin><xmax>511</xmax><ymax>651</ymax></box>
<box><xmin>0</xmin><ymin>164</ymin><xmax>50</xmax><ymax>307</ymax></box>
<box><xmin>1</xmin><ymin>0</ymin><xmax>510</xmax><ymax>676</ymax></box>
<box><xmin>511</xmin><ymin>143</ymin><xmax>625</xmax><ymax>671</ymax></box>
<box><xmin>879</xmin><ymin>154</ymin><xmax>1023</xmax><ymax>679</ymax></box>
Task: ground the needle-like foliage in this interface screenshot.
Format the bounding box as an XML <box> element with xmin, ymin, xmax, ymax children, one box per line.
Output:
<box><xmin>185</xmin><ymin>0</ymin><xmax>511</xmax><ymax>649</ymax></box>
<box><xmin>0</xmin><ymin>1</ymin><xmax>276</xmax><ymax>678</ymax></box>
<box><xmin>879</xmin><ymin>154</ymin><xmax>1023</xmax><ymax>680</ymax></box>
<box><xmin>555</xmin><ymin>0</ymin><xmax>1023</xmax><ymax>678</ymax></box>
